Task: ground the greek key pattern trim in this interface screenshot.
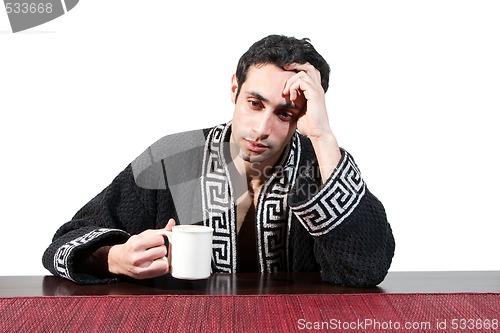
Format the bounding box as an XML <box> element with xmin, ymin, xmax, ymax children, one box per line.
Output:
<box><xmin>201</xmin><ymin>124</ymin><xmax>301</xmax><ymax>273</ymax></box>
<box><xmin>256</xmin><ymin>133</ymin><xmax>300</xmax><ymax>272</ymax></box>
<box><xmin>201</xmin><ymin>124</ymin><xmax>235</xmax><ymax>273</ymax></box>
<box><xmin>53</xmin><ymin>228</ymin><xmax>124</xmax><ymax>281</ymax></box>
<box><xmin>291</xmin><ymin>151</ymin><xmax>366</xmax><ymax>236</ymax></box>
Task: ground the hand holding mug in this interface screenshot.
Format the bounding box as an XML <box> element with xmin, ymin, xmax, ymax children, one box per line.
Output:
<box><xmin>107</xmin><ymin>219</ymin><xmax>176</xmax><ymax>280</ymax></box>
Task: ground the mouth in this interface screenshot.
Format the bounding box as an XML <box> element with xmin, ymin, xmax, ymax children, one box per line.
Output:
<box><xmin>244</xmin><ymin>139</ymin><xmax>268</xmax><ymax>153</ymax></box>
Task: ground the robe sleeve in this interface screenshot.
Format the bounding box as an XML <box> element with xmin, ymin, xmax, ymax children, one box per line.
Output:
<box><xmin>289</xmin><ymin>145</ymin><xmax>395</xmax><ymax>287</ymax></box>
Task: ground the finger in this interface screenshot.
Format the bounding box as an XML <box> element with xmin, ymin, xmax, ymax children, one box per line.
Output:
<box><xmin>164</xmin><ymin>218</ymin><xmax>176</xmax><ymax>231</ymax></box>
<box><xmin>133</xmin><ymin>257</ymin><xmax>170</xmax><ymax>279</ymax></box>
<box><xmin>143</xmin><ymin>244</ymin><xmax>168</xmax><ymax>261</ymax></box>
<box><xmin>156</xmin><ymin>219</ymin><xmax>176</xmax><ymax>239</ymax></box>
<box><xmin>133</xmin><ymin>230</ymin><xmax>168</xmax><ymax>250</ymax></box>
<box><xmin>284</xmin><ymin>74</ymin><xmax>311</xmax><ymax>101</ymax></box>
<box><xmin>283</xmin><ymin>73</ymin><xmax>300</xmax><ymax>98</ymax></box>
<box><xmin>284</xmin><ymin>62</ymin><xmax>316</xmax><ymax>73</ymax></box>
<box><xmin>149</xmin><ymin>256</ymin><xmax>170</xmax><ymax>275</ymax></box>
<box><xmin>283</xmin><ymin>69</ymin><xmax>314</xmax><ymax>92</ymax></box>
<box><xmin>284</xmin><ymin>63</ymin><xmax>321</xmax><ymax>85</ymax></box>
<box><xmin>130</xmin><ymin>244</ymin><xmax>167</xmax><ymax>268</ymax></box>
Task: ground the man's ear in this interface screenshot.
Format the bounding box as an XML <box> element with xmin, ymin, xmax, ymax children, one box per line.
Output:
<box><xmin>230</xmin><ymin>74</ymin><xmax>238</xmax><ymax>104</ymax></box>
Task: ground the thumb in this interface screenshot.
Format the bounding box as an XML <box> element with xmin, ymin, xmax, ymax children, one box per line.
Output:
<box><xmin>156</xmin><ymin>219</ymin><xmax>176</xmax><ymax>238</ymax></box>
<box><xmin>164</xmin><ymin>218</ymin><xmax>176</xmax><ymax>231</ymax></box>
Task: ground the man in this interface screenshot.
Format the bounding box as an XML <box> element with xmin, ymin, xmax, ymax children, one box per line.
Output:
<box><xmin>43</xmin><ymin>35</ymin><xmax>395</xmax><ymax>287</ymax></box>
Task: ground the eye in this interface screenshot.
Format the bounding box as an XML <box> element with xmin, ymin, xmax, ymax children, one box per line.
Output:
<box><xmin>277</xmin><ymin>111</ymin><xmax>295</xmax><ymax>122</ymax></box>
<box><xmin>248</xmin><ymin>99</ymin><xmax>263</xmax><ymax>110</ymax></box>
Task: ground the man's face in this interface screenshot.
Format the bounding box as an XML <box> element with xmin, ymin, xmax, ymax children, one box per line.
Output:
<box><xmin>230</xmin><ymin>64</ymin><xmax>306</xmax><ymax>165</ymax></box>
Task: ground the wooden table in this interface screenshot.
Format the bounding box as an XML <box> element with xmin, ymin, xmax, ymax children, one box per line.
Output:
<box><xmin>1</xmin><ymin>271</ymin><xmax>500</xmax><ymax>296</ymax></box>
<box><xmin>2</xmin><ymin>272</ymin><xmax>499</xmax><ymax>332</ymax></box>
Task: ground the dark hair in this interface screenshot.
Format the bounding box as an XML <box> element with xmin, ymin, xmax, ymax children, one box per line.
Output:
<box><xmin>235</xmin><ymin>35</ymin><xmax>330</xmax><ymax>100</ymax></box>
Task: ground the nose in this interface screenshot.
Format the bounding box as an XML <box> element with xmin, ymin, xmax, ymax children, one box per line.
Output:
<box><xmin>252</xmin><ymin>111</ymin><xmax>273</xmax><ymax>140</ymax></box>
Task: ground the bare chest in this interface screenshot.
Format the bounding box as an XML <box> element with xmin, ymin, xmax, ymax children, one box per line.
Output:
<box><xmin>236</xmin><ymin>187</ymin><xmax>261</xmax><ymax>233</ymax></box>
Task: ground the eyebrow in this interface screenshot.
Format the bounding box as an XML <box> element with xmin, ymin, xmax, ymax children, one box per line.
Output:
<box><xmin>245</xmin><ymin>90</ymin><xmax>299</xmax><ymax>110</ymax></box>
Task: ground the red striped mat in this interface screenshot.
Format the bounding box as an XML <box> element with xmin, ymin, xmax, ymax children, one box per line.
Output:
<box><xmin>1</xmin><ymin>293</ymin><xmax>499</xmax><ymax>332</ymax></box>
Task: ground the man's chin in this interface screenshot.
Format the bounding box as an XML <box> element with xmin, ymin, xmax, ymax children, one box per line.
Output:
<box><xmin>239</xmin><ymin>150</ymin><xmax>267</xmax><ymax>164</ymax></box>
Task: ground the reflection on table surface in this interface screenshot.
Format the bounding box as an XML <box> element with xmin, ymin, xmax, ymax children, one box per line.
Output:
<box><xmin>1</xmin><ymin>271</ymin><xmax>500</xmax><ymax>297</ymax></box>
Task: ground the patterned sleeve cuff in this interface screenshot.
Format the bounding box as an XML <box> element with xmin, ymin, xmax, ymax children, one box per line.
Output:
<box><xmin>53</xmin><ymin>228</ymin><xmax>129</xmax><ymax>282</ymax></box>
<box><xmin>290</xmin><ymin>150</ymin><xmax>366</xmax><ymax>236</ymax></box>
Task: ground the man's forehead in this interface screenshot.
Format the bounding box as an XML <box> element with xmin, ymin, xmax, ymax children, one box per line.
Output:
<box><xmin>243</xmin><ymin>64</ymin><xmax>295</xmax><ymax>93</ymax></box>
<box><xmin>247</xmin><ymin>63</ymin><xmax>293</xmax><ymax>77</ymax></box>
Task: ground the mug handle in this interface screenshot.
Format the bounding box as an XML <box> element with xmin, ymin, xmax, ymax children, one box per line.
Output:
<box><xmin>157</xmin><ymin>230</ymin><xmax>173</xmax><ymax>269</ymax></box>
<box><xmin>157</xmin><ymin>230</ymin><xmax>173</xmax><ymax>243</ymax></box>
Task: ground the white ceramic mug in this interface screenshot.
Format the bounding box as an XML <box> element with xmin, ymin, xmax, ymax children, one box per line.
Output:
<box><xmin>160</xmin><ymin>225</ymin><xmax>214</xmax><ymax>280</ymax></box>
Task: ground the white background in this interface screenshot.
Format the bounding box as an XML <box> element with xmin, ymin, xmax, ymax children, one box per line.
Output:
<box><xmin>1</xmin><ymin>1</ymin><xmax>499</xmax><ymax>276</ymax></box>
